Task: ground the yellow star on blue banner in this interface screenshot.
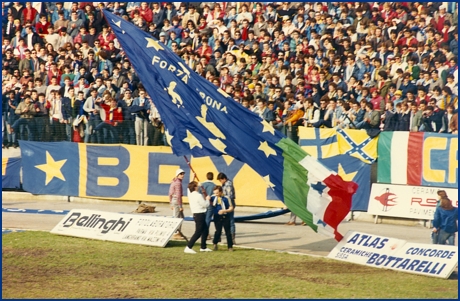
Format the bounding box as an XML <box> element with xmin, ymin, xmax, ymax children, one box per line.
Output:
<box><xmin>35</xmin><ymin>151</ymin><xmax>67</xmax><ymax>185</ymax></box>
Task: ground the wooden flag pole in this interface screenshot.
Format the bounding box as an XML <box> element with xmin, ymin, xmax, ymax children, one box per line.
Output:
<box><xmin>183</xmin><ymin>156</ymin><xmax>208</xmax><ymax>197</ymax></box>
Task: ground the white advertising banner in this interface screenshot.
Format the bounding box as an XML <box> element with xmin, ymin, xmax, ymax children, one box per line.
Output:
<box><xmin>51</xmin><ymin>209</ymin><xmax>182</xmax><ymax>247</ymax></box>
<box><xmin>367</xmin><ymin>184</ymin><xmax>458</xmax><ymax>220</ymax></box>
<box><xmin>327</xmin><ymin>231</ymin><xmax>406</xmax><ymax>264</ymax></box>
<box><xmin>366</xmin><ymin>242</ymin><xmax>458</xmax><ymax>279</ymax></box>
<box><xmin>328</xmin><ymin>231</ymin><xmax>458</xmax><ymax>279</ymax></box>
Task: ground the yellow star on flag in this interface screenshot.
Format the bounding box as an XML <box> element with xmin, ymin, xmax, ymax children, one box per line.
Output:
<box><xmin>337</xmin><ymin>163</ymin><xmax>357</xmax><ymax>181</ymax></box>
<box><xmin>261</xmin><ymin>119</ymin><xmax>275</xmax><ymax>135</ymax></box>
<box><xmin>145</xmin><ymin>37</ymin><xmax>164</xmax><ymax>51</ymax></box>
<box><xmin>165</xmin><ymin>129</ymin><xmax>173</xmax><ymax>146</ymax></box>
<box><xmin>209</xmin><ymin>138</ymin><xmax>227</xmax><ymax>154</ymax></box>
<box><xmin>35</xmin><ymin>151</ymin><xmax>67</xmax><ymax>185</ymax></box>
<box><xmin>112</xmin><ymin>19</ymin><xmax>121</xmax><ymax>28</ymax></box>
<box><xmin>263</xmin><ymin>175</ymin><xmax>275</xmax><ymax>190</ymax></box>
<box><xmin>183</xmin><ymin>130</ymin><xmax>202</xmax><ymax>149</ymax></box>
<box><xmin>258</xmin><ymin>141</ymin><xmax>277</xmax><ymax>158</ymax></box>
<box><xmin>112</xmin><ymin>19</ymin><xmax>125</xmax><ymax>34</ymax></box>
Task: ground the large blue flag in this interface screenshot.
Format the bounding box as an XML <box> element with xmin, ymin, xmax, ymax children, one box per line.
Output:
<box><xmin>104</xmin><ymin>10</ymin><xmax>358</xmax><ymax>241</ymax></box>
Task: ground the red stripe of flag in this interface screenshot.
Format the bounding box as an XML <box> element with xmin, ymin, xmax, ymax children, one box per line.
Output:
<box><xmin>323</xmin><ymin>174</ymin><xmax>359</xmax><ymax>241</ymax></box>
<box><xmin>406</xmin><ymin>132</ymin><xmax>424</xmax><ymax>185</ymax></box>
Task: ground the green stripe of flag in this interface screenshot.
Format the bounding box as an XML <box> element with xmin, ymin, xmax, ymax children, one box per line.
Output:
<box><xmin>276</xmin><ymin>138</ymin><xmax>317</xmax><ymax>232</ymax></box>
<box><xmin>377</xmin><ymin>132</ymin><xmax>393</xmax><ymax>183</ymax></box>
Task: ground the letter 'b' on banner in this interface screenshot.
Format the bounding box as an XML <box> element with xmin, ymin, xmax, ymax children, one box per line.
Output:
<box><xmin>85</xmin><ymin>145</ymin><xmax>130</xmax><ymax>198</ymax></box>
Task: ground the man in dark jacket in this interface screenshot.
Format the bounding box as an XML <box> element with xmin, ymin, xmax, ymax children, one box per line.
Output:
<box><xmin>151</xmin><ymin>2</ymin><xmax>165</xmax><ymax>29</ymax></box>
<box><xmin>24</xmin><ymin>25</ymin><xmax>43</xmax><ymax>49</ymax></box>
<box><xmin>420</xmin><ymin>105</ymin><xmax>444</xmax><ymax>132</ymax></box>
<box><xmin>2</xmin><ymin>50</ymin><xmax>19</xmax><ymax>72</ymax></box>
<box><xmin>382</xmin><ymin>101</ymin><xmax>398</xmax><ymax>131</ymax></box>
<box><xmin>82</xmin><ymin>51</ymin><xmax>98</xmax><ymax>74</ymax></box>
<box><xmin>61</xmin><ymin>87</ymin><xmax>76</xmax><ymax>141</ymax></box>
<box><xmin>399</xmin><ymin>73</ymin><xmax>417</xmax><ymax>98</ymax></box>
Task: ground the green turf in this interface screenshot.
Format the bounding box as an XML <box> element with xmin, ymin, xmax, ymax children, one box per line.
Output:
<box><xmin>2</xmin><ymin>231</ymin><xmax>458</xmax><ymax>298</ymax></box>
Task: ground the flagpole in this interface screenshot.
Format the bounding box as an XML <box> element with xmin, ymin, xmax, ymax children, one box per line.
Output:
<box><xmin>183</xmin><ymin>156</ymin><xmax>208</xmax><ymax>197</ymax></box>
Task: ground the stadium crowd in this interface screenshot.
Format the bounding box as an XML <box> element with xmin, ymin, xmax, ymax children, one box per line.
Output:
<box><xmin>2</xmin><ymin>2</ymin><xmax>458</xmax><ymax>148</ymax></box>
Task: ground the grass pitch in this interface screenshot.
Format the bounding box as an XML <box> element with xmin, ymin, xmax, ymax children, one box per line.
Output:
<box><xmin>2</xmin><ymin>231</ymin><xmax>457</xmax><ymax>298</ymax></box>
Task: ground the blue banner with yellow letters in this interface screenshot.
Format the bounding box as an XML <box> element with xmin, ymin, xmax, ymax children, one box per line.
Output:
<box><xmin>20</xmin><ymin>141</ymin><xmax>285</xmax><ymax>207</ymax></box>
<box><xmin>19</xmin><ymin>141</ymin><xmax>370</xmax><ymax>210</ymax></box>
<box><xmin>2</xmin><ymin>157</ymin><xmax>21</xmax><ymax>189</ymax></box>
<box><xmin>420</xmin><ymin>133</ymin><xmax>457</xmax><ymax>188</ymax></box>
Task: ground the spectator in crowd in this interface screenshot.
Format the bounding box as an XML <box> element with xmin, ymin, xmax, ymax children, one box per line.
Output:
<box><xmin>94</xmin><ymin>95</ymin><xmax>123</xmax><ymax>143</ymax></box>
<box><xmin>409</xmin><ymin>102</ymin><xmax>422</xmax><ymax>132</ymax></box>
<box><xmin>10</xmin><ymin>94</ymin><xmax>35</xmax><ymax>140</ymax></box>
<box><xmin>420</xmin><ymin>105</ymin><xmax>444</xmax><ymax>132</ymax></box>
<box><xmin>314</xmin><ymin>98</ymin><xmax>340</xmax><ymax>128</ymax></box>
<box><xmin>34</xmin><ymin>92</ymin><xmax>50</xmax><ymax>142</ymax></box>
<box><xmin>83</xmin><ymin>88</ymin><xmax>102</xmax><ymax>143</ymax></box>
<box><xmin>358</xmin><ymin>101</ymin><xmax>381</xmax><ymax>130</ymax></box>
<box><xmin>396</xmin><ymin>101</ymin><xmax>411</xmax><ymax>131</ymax></box>
<box><xmin>61</xmin><ymin>86</ymin><xmax>74</xmax><ymax>141</ymax></box>
<box><xmin>440</xmin><ymin>86</ymin><xmax>458</xmax><ymax>110</ymax></box>
<box><xmin>68</xmin><ymin>10</ymin><xmax>85</xmax><ymax>38</ymax></box>
<box><xmin>132</xmin><ymin>89</ymin><xmax>150</xmax><ymax>145</ymax></box>
<box><xmin>441</xmin><ymin>104</ymin><xmax>456</xmax><ymax>133</ymax></box>
<box><xmin>381</xmin><ymin>101</ymin><xmax>398</xmax><ymax>131</ymax></box>
<box><xmin>302</xmin><ymin>98</ymin><xmax>320</xmax><ymax>127</ymax></box>
<box><xmin>48</xmin><ymin>90</ymin><xmax>67</xmax><ymax>141</ymax></box>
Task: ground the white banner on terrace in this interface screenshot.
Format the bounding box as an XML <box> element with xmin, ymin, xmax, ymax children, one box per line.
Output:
<box><xmin>367</xmin><ymin>184</ymin><xmax>458</xmax><ymax>220</ymax></box>
<box><xmin>51</xmin><ymin>209</ymin><xmax>182</xmax><ymax>247</ymax></box>
<box><xmin>328</xmin><ymin>231</ymin><xmax>458</xmax><ymax>279</ymax></box>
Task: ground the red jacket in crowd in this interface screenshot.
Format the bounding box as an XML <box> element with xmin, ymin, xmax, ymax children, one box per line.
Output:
<box><xmin>100</xmin><ymin>103</ymin><xmax>123</xmax><ymax>125</ymax></box>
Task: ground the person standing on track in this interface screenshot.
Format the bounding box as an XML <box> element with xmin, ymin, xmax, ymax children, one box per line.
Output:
<box><xmin>432</xmin><ymin>197</ymin><xmax>458</xmax><ymax>246</ymax></box>
<box><xmin>184</xmin><ymin>181</ymin><xmax>213</xmax><ymax>254</ymax></box>
<box><xmin>217</xmin><ymin>172</ymin><xmax>236</xmax><ymax>245</ymax></box>
<box><xmin>201</xmin><ymin>172</ymin><xmax>217</xmax><ymax>240</ymax></box>
<box><xmin>211</xmin><ymin>185</ymin><xmax>234</xmax><ymax>252</ymax></box>
<box><xmin>169</xmin><ymin>168</ymin><xmax>186</xmax><ymax>240</ymax></box>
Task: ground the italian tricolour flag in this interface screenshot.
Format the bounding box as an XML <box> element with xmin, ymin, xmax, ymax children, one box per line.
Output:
<box><xmin>277</xmin><ymin>139</ymin><xmax>358</xmax><ymax>241</ymax></box>
<box><xmin>377</xmin><ymin>132</ymin><xmax>424</xmax><ymax>185</ymax></box>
